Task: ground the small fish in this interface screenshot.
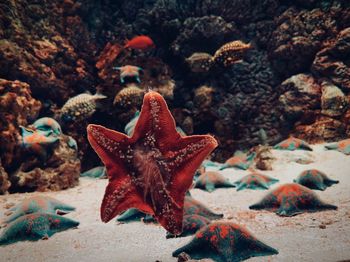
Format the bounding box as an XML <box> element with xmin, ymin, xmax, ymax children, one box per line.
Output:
<box><xmin>185</xmin><ymin>52</ymin><xmax>214</xmax><ymax>73</ymax></box>
<box><xmin>113</xmin><ymin>65</ymin><xmax>142</xmax><ymax>84</ymax></box>
<box><xmin>124</xmin><ymin>35</ymin><xmax>155</xmax><ymax>50</ymax></box>
<box><xmin>60</xmin><ymin>93</ymin><xmax>107</xmax><ymax>122</ymax></box>
<box><xmin>213</xmin><ymin>40</ymin><xmax>252</xmax><ymax>67</ymax></box>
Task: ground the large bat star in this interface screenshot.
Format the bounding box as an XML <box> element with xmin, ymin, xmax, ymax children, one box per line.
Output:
<box><xmin>87</xmin><ymin>91</ymin><xmax>218</xmax><ymax>235</ymax></box>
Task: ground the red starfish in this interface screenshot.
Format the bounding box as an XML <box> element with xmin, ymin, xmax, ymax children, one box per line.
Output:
<box><xmin>87</xmin><ymin>91</ymin><xmax>218</xmax><ymax>234</ymax></box>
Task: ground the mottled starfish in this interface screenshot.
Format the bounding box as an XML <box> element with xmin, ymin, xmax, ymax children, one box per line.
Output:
<box><xmin>0</xmin><ymin>212</ymin><xmax>79</xmax><ymax>245</ymax></box>
<box><xmin>4</xmin><ymin>196</ymin><xmax>75</xmax><ymax>224</ymax></box>
<box><xmin>173</xmin><ymin>222</ymin><xmax>278</xmax><ymax>262</ymax></box>
<box><xmin>87</xmin><ymin>91</ymin><xmax>218</xmax><ymax>234</ymax></box>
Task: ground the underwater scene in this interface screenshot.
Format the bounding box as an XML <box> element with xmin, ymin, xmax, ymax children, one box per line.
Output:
<box><xmin>0</xmin><ymin>0</ymin><xmax>350</xmax><ymax>261</ymax></box>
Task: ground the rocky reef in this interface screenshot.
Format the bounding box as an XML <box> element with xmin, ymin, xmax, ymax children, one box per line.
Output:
<box><xmin>0</xmin><ymin>79</ymin><xmax>41</xmax><ymax>169</ymax></box>
<box><xmin>0</xmin><ymin>0</ymin><xmax>349</xmax><ymax>191</ymax></box>
<box><xmin>13</xmin><ymin>132</ymin><xmax>80</xmax><ymax>192</ymax></box>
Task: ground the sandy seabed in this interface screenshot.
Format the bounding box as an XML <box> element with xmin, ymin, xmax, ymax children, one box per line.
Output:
<box><xmin>0</xmin><ymin>144</ymin><xmax>350</xmax><ymax>262</ymax></box>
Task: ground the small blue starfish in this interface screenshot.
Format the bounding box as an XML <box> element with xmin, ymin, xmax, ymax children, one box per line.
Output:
<box><xmin>3</xmin><ymin>196</ymin><xmax>75</xmax><ymax>224</ymax></box>
<box><xmin>80</xmin><ymin>166</ymin><xmax>106</xmax><ymax>178</ymax></box>
<box><xmin>0</xmin><ymin>213</ymin><xmax>79</xmax><ymax>245</ymax></box>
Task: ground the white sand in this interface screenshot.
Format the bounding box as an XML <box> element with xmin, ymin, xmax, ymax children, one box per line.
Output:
<box><xmin>1</xmin><ymin>144</ymin><xmax>350</xmax><ymax>262</ymax></box>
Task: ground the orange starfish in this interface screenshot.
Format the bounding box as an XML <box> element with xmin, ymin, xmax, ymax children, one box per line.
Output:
<box><xmin>87</xmin><ymin>91</ymin><xmax>217</xmax><ymax>234</ymax></box>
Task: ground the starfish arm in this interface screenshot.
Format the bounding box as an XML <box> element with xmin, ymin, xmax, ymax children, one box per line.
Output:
<box><xmin>101</xmin><ymin>177</ymin><xmax>153</xmax><ymax>222</ymax></box>
<box><xmin>87</xmin><ymin>124</ymin><xmax>156</xmax><ymax>221</ymax></box>
<box><xmin>87</xmin><ymin>124</ymin><xmax>131</xmax><ymax>181</ymax></box>
<box><xmin>166</xmin><ymin>135</ymin><xmax>218</xmax><ymax>204</ymax></box>
<box><xmin>131</xmin><ymin>91</ymin><xmax>182</xmax><ymax>149</ymax></box>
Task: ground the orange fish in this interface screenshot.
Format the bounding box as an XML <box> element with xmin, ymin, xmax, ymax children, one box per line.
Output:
<box><xmin>124</xmin><ymin>35</ymin><xmax>155</xmax><ymax>50</ymax></box>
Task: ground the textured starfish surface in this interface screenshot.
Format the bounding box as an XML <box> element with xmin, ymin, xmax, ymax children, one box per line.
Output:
<box><xmin>249</xmin><ymin>183</ymin><xmax>337</xmax><ymax>216</ymax></box>
<box><xmin>274</xmin><ymin>137</ymin><xmax>313</xmax><ymax>151</ymax></box>
<box><xmin>184</xmin><ymin>196</ymin><xmax>223</xmax><ymax>220</ymax></box>
<box><xmin>166</xmin><ymin>214</ymin><xmax>210</xmax><ymax>239</ymax></box>
<box><xmin>172</xmin><ymin>222</ymin><xmax>278</xmax><ymax>262</ymax></box>
<box><xmin>124</xmin><ymin>111</ymin><xmax>187</xmax><ymax>137</ymax></box>
<box><xmin>80</xmin><ymin>166</ymin><xmax>106</xmax><ymax>178</ymax></box>
<box><xmin>325</xmin><ymin>138</ymin><xmax>350</xmax><ymax>155</ymax></box>
<box><xmin>194</xmin><ymin>171</ymin><xmax>235</xmax><ymax>192</ymax></box>
<box><xmin>219</xmin><ymin>152</ymin><xmax>256</xmax><ymax>170</ymax></box>
<box><xmin>87</xmin><ymin>91</ymin><xmax>218</xmax><ymax>234</ymax></box>
<box><xmin>234</xmin><ymin>172</ymin><xmax>279</xmax><ymax>191</ymax></box>
<box><xmin>3</xmin><ymin>196</ymin><xmax>76</xmax><ymax>224</ymax></box>
<box><xmin>294</xmin><ymin>169</ymin><xmax>339</xmax><ymax>191</ymax></box>
<box><xmin>0</xmin><ymin>212</ymin><xmax>79</xmax><ymax>245</ymax></box>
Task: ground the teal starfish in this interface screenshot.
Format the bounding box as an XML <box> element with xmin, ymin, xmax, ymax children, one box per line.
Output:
<box><xmin>116</xmin><ymin>208</ymin><xmax>155</xmax><ymax>223</ymax></box>
<box><xmin>194</xmin><ymin>171</ymin><xmax>235</xmax><ymax>192</ymax></box>
<box><xmin>202</xmin><ymin>160</ymin><xmax>223</xmax><ymax>169</ymax></box>
<box><xmin>117</xmin><ymin>196</ymin><xmax>223</xmax><ymax>224</ymax></box>
<box><xmin>219</xmin><ymin>152</ymin><xmax>256</xmax><ymax>170</ymax></box>
<box><xmin>234</xmin><ymin>173</ymin><xmax>279</xmax><ymax>191</ymax></box>
<box><xmin>3</xmin><ymin>196</ymin><xmax>75</xmax><ymax>224</ymax></box>
<box><xmin>250</xmin><ymin>183</ymin><xmax>337</xmax><ymax>216</ymax></box>
<box><xmin>0</xmin><ymin>213</ymin><xmax>79</xmax><ymax>245</ymax></box>
<box><xmin>325</xmin><ymin>138</ymin><xmax>350</xmax><ymax>155</ymax></box>
<box><xmin>173</xmin><ymin>222</ymin><xmax>278</xmax><ymax>262</ymax></box>
<box><xmin>184</xmin><ymin>196</ymin><xmax>223</xmax><ymax>220</ymax></box>
<box><xmin>80</xmin><ymin>166</ymin><xmax>106</xmax><ymax>178</ymax></box>
<box><xmin>32</xmin><ymin>117</ymin><xmax>62</xmax><ymax>136</ymax></box>
<box><xmin>274</xmin><ymin>137</ymin><xmax>312</xmax><ymax>151</ymax></box>
<box><xmin>166</xmin><ymin>214</ymin><xmax>210</xmax><ymax>239</ymax></box>
<box><xmin>294</xmin><ymin>169</ymin><xmax>338</xmax><ymax>191</ymax></box>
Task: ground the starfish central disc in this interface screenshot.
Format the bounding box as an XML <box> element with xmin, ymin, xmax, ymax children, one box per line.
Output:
<box><xmin>87</xmin><ymin>91</ymin><xmax>218</xmax><ymax>234</ymax></box>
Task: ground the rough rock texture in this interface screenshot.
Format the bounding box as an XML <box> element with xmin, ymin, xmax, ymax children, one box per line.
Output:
<box><xmin>321</xmin><ymin>80</ymin><xmax>348</xmax><ymax>117</ymax></box>
<box><xmin>254</xmin><ymin>146</ymin><xmax>275</xmax><ymax>171</ymax></box>
<box><xmin>279</xmin><ymin>74</ymin><xmax>321</xmax><ymax>120</ymax></box>
<box><xmin>0</xmin><ymin>160</ymin><xmax>11</xmax><ymax>194</ymax></box>
<box><xmin>0</xmin><ymin>79</ymin><xmax>41</xmax><ymax>169</ymax></box>
<box><xmin>0</xmin><ymin>0</ymin><xmax>349</xmax><ymax>167</ymax></box>
<box><xmin>12</xmin><ymin>134</ymin><xmax>80</xmax><ymax>192</ymax></box>
<box><xmin>293</xmin><ymin>116</ymin><xmax>346</xmax><ymax>143</ymax></box>
<box><xmin>0</xmin><ymin>0</ymin><xmax>96</xmax><ymax>104</ymax></box>
<box><xmin>312</xmin><ymin>27</ymin><xmax>350</xmax><ymax>92</ymax></box>
<box><xmin>268</xmin><ymin>7</ymin><xmax>338</xmax><ymax>77</ymax></box>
